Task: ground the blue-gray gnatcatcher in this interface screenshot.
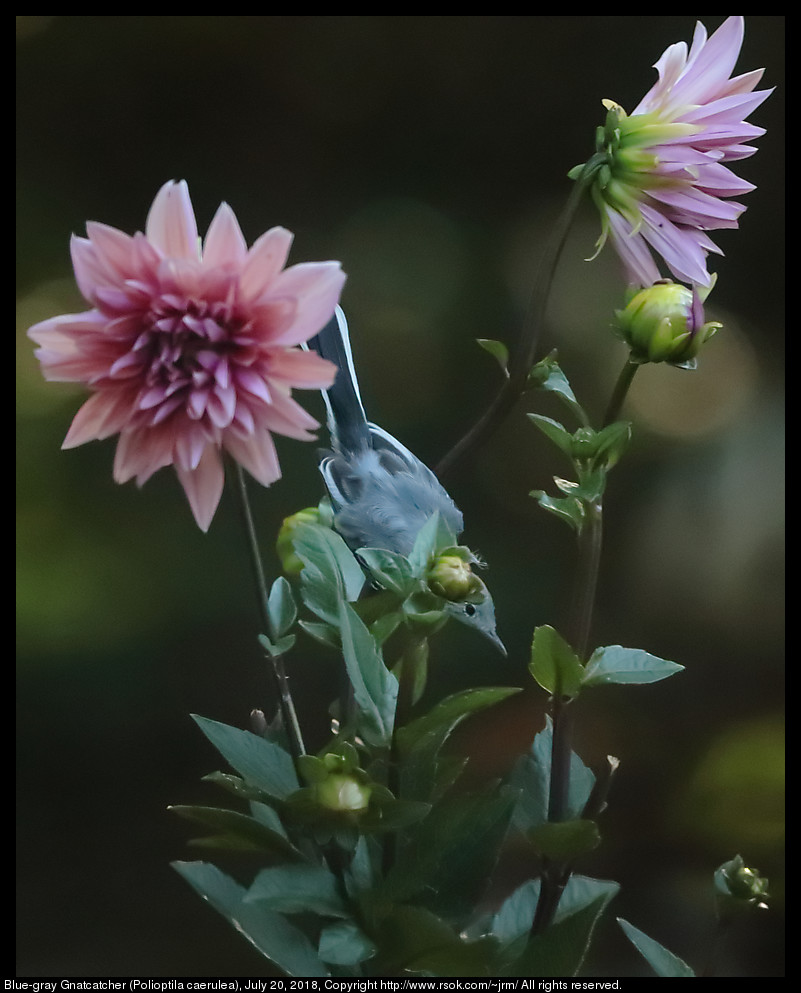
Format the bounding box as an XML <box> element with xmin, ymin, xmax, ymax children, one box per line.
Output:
<box><xmin>306</xmin><ymin>306</ymin><xmax>504</xmax><ymax>654</ymax></box>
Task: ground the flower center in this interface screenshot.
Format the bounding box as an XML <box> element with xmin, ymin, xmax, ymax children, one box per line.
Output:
<box><xmin>123</xmin><ymin>293</ymin><xmax>255</xmax><ymax>429</ymax></box>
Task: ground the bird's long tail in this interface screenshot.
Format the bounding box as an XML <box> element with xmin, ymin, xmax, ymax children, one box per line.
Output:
<box><xmin>305</xmin><ymin>306</ymin><xmax>370</xmax><ymax>454</ymax></box>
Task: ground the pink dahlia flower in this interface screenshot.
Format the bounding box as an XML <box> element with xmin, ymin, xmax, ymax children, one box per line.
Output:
<box><xmin>572</xmin><ymin>15</ymin><xmax>772</xmax><ymax>288</ymax></box>
<box><xmin>28</xmin><ymin>180</ymin><xmax>345</xmax><ymax>531</ymax></box>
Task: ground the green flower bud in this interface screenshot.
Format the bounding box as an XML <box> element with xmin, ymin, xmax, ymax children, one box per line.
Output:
<box><xmin>426</xmin><ymin>554</ymin><xmax>483</xmax><ymax>602</ymax></box>
<box><xmin>275</xmin><ymin>507</ymin><xmax>321</xmax><ymax>576</ymax></box>
<box><xmin>714</xmin><ymin>855</ymin><xmax>769</xmax><ymax>906</ymax></box>
<box><xmin>614</xmin><ymin>280</ymin><xmax>722</xmax><ymax>367</ymax></box>
<box><xmin>314</xmin><ymin>773</ymin><xmax>372</xmax><ymax>813</ymax></box>
<box><xmin>714</xmin><ymin>855</ymin><xmax>769</xmax><ymax>923</ymax></box>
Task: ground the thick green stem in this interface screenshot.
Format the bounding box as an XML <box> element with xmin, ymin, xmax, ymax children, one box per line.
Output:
<box><xmin>231</xmin><ymin>462</ymin><xmax>306</xmax><ymax>769</ymax></box>
<box><xmin>604</xmin><ymin>356</ymin><xmax>640</xmax><ymax>428</ymax></box>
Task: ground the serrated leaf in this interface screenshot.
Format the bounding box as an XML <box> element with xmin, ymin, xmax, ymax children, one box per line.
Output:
<box><xmin>617</xmin><ymin>918</ymin><xmax>695</xmax><ymax>977</ymax></box>
<box><xmin>529</xmin><ymin>625</ymin><xmax>585</xmax><ymax>698</ymax></box>
<box><xmin>191</xmin><ymin>715</ymin><xmax>298</xmax><ymax>800</ymax></box>
<box><xmin>582</xmin><ymin>645</ymin><xmax>684</xmax><ymax>687</ymax></box>
<box><xmin>338</xmin><ymin>602</ymin><xmax>398</xmax><ymax>747</ymax></box>
<box><xmin>172</xmin><ymin>861</ymin><xmax>328</xmax><ymax>977</ymax></box>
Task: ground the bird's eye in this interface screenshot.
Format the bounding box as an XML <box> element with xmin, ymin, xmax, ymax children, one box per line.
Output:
<box><xmin>464</xmin><ymin>603</ymin><xmax>476</xmax><ymax>617</ymax></box>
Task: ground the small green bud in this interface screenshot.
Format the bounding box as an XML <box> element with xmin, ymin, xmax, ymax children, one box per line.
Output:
<box><xmin>614</xmin><ymin>280</ymin><xmax>722</xmax><ymax>367</ymax></box>
<box><xmin>315</xmin><ymin>774</ymin><xmax>372</xmax><ymax>814</ymax></box>
<box><xmin>426</xmin><ymin>554</ymin><xmax>483</xmax><ymax>602</ymax></box>
<box><xmin>275</xmin><ymin>507</ymin><xmax>321</xmax><ymax>576</ymax></box>
<box><xmin>714</xmin><ymin>855</ymin><xmax>769</xmax><ymax>917</ymax></box>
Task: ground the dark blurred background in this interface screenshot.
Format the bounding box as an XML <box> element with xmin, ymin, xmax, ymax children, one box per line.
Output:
<box><xmin>16</xmin><ymin>15</ymin><xmax>784</xmax><ymax>978</ymax></box>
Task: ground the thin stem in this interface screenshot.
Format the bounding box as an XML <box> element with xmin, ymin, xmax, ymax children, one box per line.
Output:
<box><xmin>603</xmin><ymin>356</ymin><xmax>640</xmax><ymax>428</ymax></box>
<box><xmin>231</xmin><ymin>462</ymin><xmax>307</xmax><ymax>768</ymax></box>
<box><xmin>534</xmin><ymin>370</ymin><xmax>628</xmax><ymax>935</ymax></box>
<box><xmin>436</xmin><ymin>175</ymin><xmax>592</xmax><ymax>480</ymax></box>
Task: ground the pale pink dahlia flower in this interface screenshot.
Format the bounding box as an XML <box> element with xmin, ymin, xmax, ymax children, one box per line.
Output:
<box><xmin>572</xmin><ymin>15</ymin><xmax>772</xmax><ymax>288</ymax></box>
<box><xmin>28</xmin><ymin>180</ymin><xmax>345</xmax><ymax>531</ymax></box>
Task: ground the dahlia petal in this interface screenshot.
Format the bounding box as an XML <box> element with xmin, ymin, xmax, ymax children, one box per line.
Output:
<box><xmin>145</xmin><ymin>180</ymin><xmax>199</xmax><ymax>260</ymax></box>
<box><xmin>266</xmin><ymin>347</ymin><xmax>338</xmax><ymax>389</ymax></box>
<box><xmin>253</xmin><ymin>386</ymin><xmax>321</xmax><ymax>440</ymax></box>
<box><xmin>175</xmin><ymin>445</ymin><xmax>225</xmax><ymax>533</ymax></box>
<box><xmin>235</xmin><ymin>367</ymin><xmax>273</xmax><ymax>405</ymax></box>
<box><xmin>266</xmin><ymin>261</ymin><xmax>347</xmax><ymax>346</ymax></box>
<box><xmin>70</xmin><ymin>235</ymin><xmax>120</xmax><ymax>304</ymax></box>
<box><xmin>223</xmin><ymin>430</ymin><xmax>281</xmax><ymax>489</ymax></box>
<box><xmin>175</xmin><ymin>423</ymin><xmax>211</xmax><ymax>472</ymax></box>
<box><xmin>605</xmin><ymin>209</ymin><xmax>662</xmax><ymax>288</ymax></box>
<box><xmin>638</xmin><ymin>205</ymin><xmax>714</xmax><ymax>286</ymax></box>
<box><xmin>672</xmin><ymin>17</ymin><xmax>744</xmax><ymax>106</ymax></box>
<box><xmin>240</xmin><ymin>227</ymin><xmax>295</xmax><ymax>300</ymax></box>
<box><xmin>113</xmin><ymin>426</ymin><xmax>173</xmax><ymax>485</ymax></box>
<box><xmin>202</xmin><ymin>201</ymin><xmax>248</xmax><ymax>268</ymax></box>
<box><xmin>86</xmin><ymin>222</ymin><xmax>137</xmax><ymax>278</ymax></box>
<box><xmin>63</xmin><ymin>391</ymin><xmax>129</xmax><ymax>448</ymax></box>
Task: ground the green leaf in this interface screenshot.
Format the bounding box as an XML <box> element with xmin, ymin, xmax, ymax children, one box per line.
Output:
<box><xmin>527</xmin><ymin>351</ymin><xmax>586</xmax><ymax>422</ymax></box>
<box><xmin>356</xmin><ymin>547</ymin><xmax>418</xmax><ymax>596</ymax></box>
<box><xmin>318</xmin><ymin>920</ymin><xmax>376</xmax><ymax>966</ymax></box>
<box><xmin>298</xmin><ymin>619</ymin><xmax>341</xmax><ymax>650</ymax></box>
<box><xmin>191</xmin><ymin>715</ymin><xmax>298</xmax><ymax>800</ymax></box>
<box><xmin>531</xmin><ymin>491</ymin><xmax>585</xmax><ymax>533</ymax></box>
<box><xmin>510</xmin><ymin>717</ymin><xmax>596</xmax><ymax>832</ymax></box>
<box><xmin>397</xmin><ymin>686</ymin><xmax>522</xmax><ymax>801</ymax></box>
<box><xmin>617</xmin><ymin>918</ymin><xmax>695</xmax><ymax>977</ymax></box>
<box><xmin>245</xmin><ymin>864</ymin><xmax>348</xmax><ymax>918</ymax></box>
<box><xmin>266</xmin><ymin>576</ymin><xmax>298</xmax><ymax>639</ymax></box>
<box><xmin>407</xmin><ymin>512</ymin><xmax>457</xmax><ymax>574</ymax></box>
<box><xmin>506</xmin><ymin>876</ymin><xmax>619</xmax><ymax>977</ymax></box>
<box><xmin>491</xmin><ymin>878</ymin><xmax>541</xmax><ymax>947</ymax></box>
<box><xmin>582</xmin><ymin>645</ymin><xmax>684</xmax><ymax>687</ymax></box>
<box><xmin>384</xmin><ymin>788</ymin><xmax>518</xmax><ymax>919</ymax></box>
<box><xmin>591</xmin><ymin>420</ymin><xmax>632</xmax><ymax>468</ymax></box>
<box><xmin>258</xmin><ymin>632</ymin><xmax>296</xmax><ymax>659</ymax></box>
<box><xmin>528</xmin><ymin>818</ymin><xmax>601</xmax><ymax>860</ymax></box>
<box><xmin>372</xmin><ymin>905</ymin><xmax>496</xmax><ymax>977</ymax></box>
<box><xmin>338</xmin><ymin>602</ymin><xmax>398</xmax><ymax>747</ymax></box>
<box><xmin>528</xmin><ymin>413</ymin><xmax>575</xmax><ymax>458</ymax></box>
<box><xmin>293</xmin><ymin>523</ymin><xmax>365</xmax><ymax>625</ymax></box>
<box><xmin>172</xmin><ymin>861</ymin><xmax>328</xmax><ymax>977</ymax></box>
<box><xmin>477</xmin><ymin>337</ymin><xmax>510</xmax><ymax>373</ymax></box>
<box><xmin>168</xmin><ymin>804</ymin><xmax>303</xmax><ymax>860</ymax></box>
<box><xmin>529</xmin><ymin>625</ymin><xmax>585</xmax><ymax>699</ymax></box>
